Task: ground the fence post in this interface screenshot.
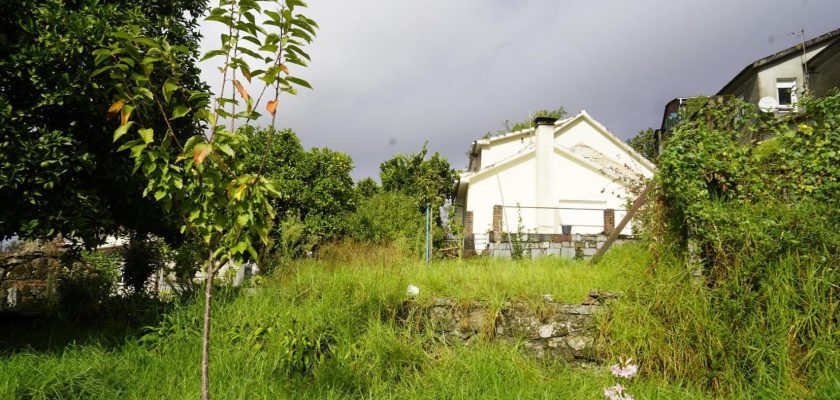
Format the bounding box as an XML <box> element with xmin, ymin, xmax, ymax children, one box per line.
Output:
<box><xmin>603</xmin><ymin>208</ymin><xmax>615</xmax><ymax>236</ymax></box>
<box><xmin>425</xmin><ymin>204</ymin><xmax>430</xmax><ymax>265</ymax></box>
<box><xmin>591</xmin><ymin>181</ymin><xmax>655</xmax><ymax>264</ymax></box>
<box><xmin>492</xmin><ymin>205</ymin><xmax>503</xmax><ymax>240</ymax></box>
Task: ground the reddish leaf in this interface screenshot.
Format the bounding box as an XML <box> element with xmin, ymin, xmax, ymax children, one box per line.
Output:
<box><xmin>120</xmin><ymin>105</ymin><xmax>134</xmax><ymax>126</ymax></box>
<box><xmin>193</xmin><ymin>143</ymin><xmax>212</xmax><ymax>165</ymax></box>
<box><xmin>108</xmin><ymin>100</ymin><xmax>125</xmax><ymax>117</ymax></box>
<box><xmin>233</xmin><ymin>79</ymin><xmax>249</xmax><ymax>100</ymax></box>
<box><xmin>266</xmin><ymin>100</ymin><xmax>278</xmax><ymax>116</ymax></box>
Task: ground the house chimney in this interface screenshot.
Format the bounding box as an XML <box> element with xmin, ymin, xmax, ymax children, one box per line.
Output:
<box><xmin>534</xmin><ymin>117</ymin><xmax>558</xmax><ymax>234</ymax></box>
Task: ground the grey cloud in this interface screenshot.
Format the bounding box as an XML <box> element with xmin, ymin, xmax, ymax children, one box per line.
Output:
<box><xmin>198</xmin><ymin>0</ymin><xmax>840</xmax><ymax>179</ymax></box>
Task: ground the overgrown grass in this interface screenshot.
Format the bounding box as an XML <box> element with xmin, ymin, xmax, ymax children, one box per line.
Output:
<box><xmin>0</xmin><ymin>242</ymin><xmax>712</xmax><ymax>399</ymax></box>
<box><xmin>603</xmin><ymin>251</ymin><xmax>840</xmax><ymax>399</ymax></box>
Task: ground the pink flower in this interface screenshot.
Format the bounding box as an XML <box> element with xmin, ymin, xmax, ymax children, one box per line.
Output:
<box><xmin>609</xmin><ymin>356</ymin><xmax>638</xmax><ymax>379</ymax></box>
<box><xmin>603</xmin><ymin>384</ymin><xmax>634</xmax><ymax>400</ymax></box>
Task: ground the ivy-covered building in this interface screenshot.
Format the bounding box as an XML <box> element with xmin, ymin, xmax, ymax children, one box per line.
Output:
<box><xmin>654</xmin><ymin>27</ymin><xmax>840</xmax><ymax>157</ymax></box>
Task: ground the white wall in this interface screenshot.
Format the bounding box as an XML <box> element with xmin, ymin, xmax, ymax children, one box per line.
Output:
<box><xmin>555</xmin><ymin>117</ymin><xmax>654</xmax><ymax>179</ymax></box>
<box><xmin>478</xmin><ymin>133</ymin><xmax>535</xmax><ymax>167</ymax></box>
<box><xmin>551</xmin><ymin>150</ymin><xmax>634</xmax><ymax>234</ymax></box>
<box><xmin>463</xmin><ymin>115</ymin><xmax>651</xmax><ymax>239</ymax></box>
<box><xmin>467</xmin><ymin>154</ymin><xmax>536</xmax><ymax>235</ymax></box>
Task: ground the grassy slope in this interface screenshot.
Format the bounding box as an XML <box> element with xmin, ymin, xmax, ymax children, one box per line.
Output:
<box><xmin>0</xmin><ymin>243</ymin><xmax>713</xmax><ymax>399</ymax></box>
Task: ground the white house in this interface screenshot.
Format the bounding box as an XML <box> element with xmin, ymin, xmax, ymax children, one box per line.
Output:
<box><xmin>718</xmin><ymin>27</ymin><xmax>840</xmax><ymax>110</ymax></box>
<box><xmin>454</xmin><ymin>111</ymin><xmax>655</xmax><ymax>252</ymax></box>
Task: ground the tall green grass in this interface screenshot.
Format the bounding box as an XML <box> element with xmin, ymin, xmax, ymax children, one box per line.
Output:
<box><xmin>603</xmin><ymin>251</ymin><xmax>840</xmax><ymax>399</ymax></box>
<box><xmin>1</xmin><ymin>242</ymin><xmax>713</xmax><ymax>399</ymax></box>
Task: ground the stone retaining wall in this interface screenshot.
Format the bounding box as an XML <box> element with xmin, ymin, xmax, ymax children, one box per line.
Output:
<box><xmin>0</xmin><ymin>248</ymin><xmax>64</xmax><ymax>311</ymax></box>
<box><xmin>399</xmin><ymin>291</ymin><xmax>621</xmax><ymax>362</ymax></box>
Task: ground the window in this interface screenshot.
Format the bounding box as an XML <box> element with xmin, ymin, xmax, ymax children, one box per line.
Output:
<box><xmin>776</xmin><ymin>78</ymin><xmax>797</xmax><ymax>107</ymax></box>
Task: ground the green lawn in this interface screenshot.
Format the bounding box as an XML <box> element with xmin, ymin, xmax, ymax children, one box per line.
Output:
<box><xmin>0</xmin><ymin>243</ymin><xmax>716</xmax><ymax>399</ymax></box>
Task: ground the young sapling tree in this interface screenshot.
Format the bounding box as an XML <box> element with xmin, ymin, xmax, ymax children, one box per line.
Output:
<box><xmin>94</xmin><ymin>1</ymin><xmax>317</xmax><ymax>398</ymax></box>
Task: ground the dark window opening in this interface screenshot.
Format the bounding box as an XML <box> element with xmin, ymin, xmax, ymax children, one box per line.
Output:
<box><xmin>778</xmin><ymin>87</ymin><xmax>793</xmax><ymax>105</ymax></box>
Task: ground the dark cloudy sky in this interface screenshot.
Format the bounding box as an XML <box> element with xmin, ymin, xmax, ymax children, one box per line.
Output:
<box><xmin>199</xmin><ymin>0</ymin><xmax>839</xmax><ymax>180</ymax></box>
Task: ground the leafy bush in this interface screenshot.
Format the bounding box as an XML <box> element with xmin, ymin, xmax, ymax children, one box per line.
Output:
<box><xmin>58</xmin><ymin>251</ymin><xmax>121</xmax><ymax>319</ymax></box>
<box><xmin>346</xmin><ymin>192</ymin><xmax>425</xmax><ymax>253</ymax></box>
<box><xmin>606</xmin><ymin>92</ymin><xmax>840</xmax><ymax>397</ymax></box>
<box><xmin>166</xmin><ymin>239</ymin><xmax>207</xmax><ymax>294</ymax></box>
<box><xmin>243</xmin><ymin>127</ymin><xmax>356</xmax><ymax>251</ymax></box>
<box><xmin>122</xmin><ymin>234</ymin><xmax>166</xmax><ymax>295</ymax></box>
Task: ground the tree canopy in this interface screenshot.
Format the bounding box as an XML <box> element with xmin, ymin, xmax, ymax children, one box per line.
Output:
<box><xmin>627</xmin><ymin>128</ymin><xmax>656</xmax><ymax>162</ymax></box>
<box><xmin>243</xmin><ymin>127</ymin><xmax>355</xmax><ymax>244</ymax></box>
<box><xmin>0</xmin><ymin>0</ymin><xmax>208</xmax><ymax>246</ymax></box>
<box><xmin>484</xmin><ymin>107</ymin><xmax>567</xmax><ymax>138</ymax></box>
<box><xmin>379</xmin><ymin>144</ymin><xmax>456</xmax><ymax>209</ymax></box>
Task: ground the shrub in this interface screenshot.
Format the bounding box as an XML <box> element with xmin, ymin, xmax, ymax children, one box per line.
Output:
<box><xmin>347</xmin><ymin>192</ymin><xmax>425</xmax><ymax>252</ymax></box>
<box><xmin>122</xmin><ymin>234</ymin><xmax>166</xmax><ymax>295</ymax></box>
<box><xmin>166</xmin><ymin>239</ymin><xmax>207</xmax><ymax>294</ymax></box>
<box><xmin>606</xmin><ymin>92</ymin><xmax>840</xmax><ymax>397</ymax></box>
<box><xmin>58</xmin><ymin>251</ymin><xmax>121</xmax><ymax>319</ymax></box>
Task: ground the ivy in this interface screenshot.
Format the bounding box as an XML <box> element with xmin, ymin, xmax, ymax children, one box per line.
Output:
<box><xmin>657</xmin><ymin>92</ymin><xmax>840</xmax><ymax>274</ymax></box>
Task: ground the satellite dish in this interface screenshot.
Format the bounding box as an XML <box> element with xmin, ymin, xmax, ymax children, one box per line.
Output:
<box><xmin>759</xmin><ymin>97</ymin><xmax>778</xmax><ymax>113</ymax></box>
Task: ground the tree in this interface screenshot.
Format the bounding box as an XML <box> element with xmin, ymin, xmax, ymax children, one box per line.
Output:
<box><xmin>627</xmin><ymin>128</ymin><xmax>657</xmax><ymax>162</ymax></box>
<box><xmin>0</xmin><ymin>0</ymin><xmax>208</xmax><ymax>247</ymax></box>
<box><xmin>379</xmin><ymin>144</ymin><xmax>456</xmax><ymax>210</ymax></box>
<box><xmin>96</xmin><ymin>1</ymin><xmax>317</xmax><ymax>398</ymax></box>
<box><xmin>296</xmin><ymin>147</ymin><xmax>355</xmax><ymax>239</ymax></box>
<box><xmin>355</xmin><ymin>177</ymin><xmax>380</xmax><ymax>198</ymax></box>
<box><xmin>505</xmin><ymin>107</ymin><xmax>567</xmax><ymax>132</ymax></box>
<box><xmin>243</xmin><ymin>126</ymin><xmax>355</xmax><ymax>247</ymax></box>
<box><xmin>483</xmin><ymin>107</ymin><xmax>567</xmax><ymax>138</ymax></box>
<box><xmin>122</xmin><ymin>233</ymin><xmax>166</xmax><ymax>295</ymax></box>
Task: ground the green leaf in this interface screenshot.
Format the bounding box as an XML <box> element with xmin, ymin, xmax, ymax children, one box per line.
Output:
<box><xmin>163</xmin><ymin>78</ymin><xmax>178</xmax><ymax>103</ymax></box>
<box><xmin>232</xmin><ymin>241</ymin><xmax>248</xmax><ymax>254</ymax></box>
<box><xmin>218</xmin><ymin>144</ymin><xmax>235</xmax><ymax>157</ymax></box>
<box><xmin>171</xmin><ymin>106</ymin><xmax>191</xmax><ymax>120</ymax></box>
<box><xmin>138</xmin><ymin>128</ymin><xmax>154</xmax><ymax>144</ymax></box>
<box><xmin>286</xmin><ymin>76</ymin><xmax>312</xmax><ymax>89</ymax></box>
<box><xmin>200</xmin><ymin>49</ymin><xmax>227</xmax><ymax>62</ymax></box>
<box><xmin>137</xmin><ymin>88</ymin><xmax>154</xmax><ymax>100</ymax></box>
<box><xmin>134</xmin><ymin>37</ymin><xmax>161</xmax><ymax>49</ymax></box>
<box><xmin>91</xmin><ymin>65</ymin><xmax>113</xmax><ymax>78</ymax></box>
<box><xmin>114</xmin><ymin>121</ymin><xmax>135</xmax><ymax>142</ymax></box>
<box><xmin>205</xmin><ymin>14</ymin><xmax>234</xmax><ymax>26</ymax></box>
<box><xmin>286</xmin><ymin>0</ymin><xmax>307</xmax><ymax>10</ymax></box>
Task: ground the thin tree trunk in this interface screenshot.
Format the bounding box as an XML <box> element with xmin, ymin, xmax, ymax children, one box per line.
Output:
<box><xmin>201</xmin><ymin>253</ymin><xmax>216</xmax><ymax>400</ymax></box>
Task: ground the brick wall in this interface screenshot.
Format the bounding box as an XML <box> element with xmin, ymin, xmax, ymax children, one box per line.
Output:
<box><xmin>603</xmin><ymin>208</ymin><xmax>615</xmax><ymax>236</ymax></box>
<box><xmin>492</xmin><ymin>205</ymin><xmax>503</xmax><ymax>238</ymax></box>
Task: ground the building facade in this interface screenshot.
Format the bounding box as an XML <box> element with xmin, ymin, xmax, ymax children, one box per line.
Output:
<box><xmin>455</xmin><ymin>111</ymin><xmax>655</xmax><ymax>253</ymax></box>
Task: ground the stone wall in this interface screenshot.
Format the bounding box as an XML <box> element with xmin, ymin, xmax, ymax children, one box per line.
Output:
<box><xmin>399</xmin><ymin>291</ymin><xmax>621</xmax><ymax>362</ymax></box>
<box><xmin>0</xmin><ymin>247</ymin><xmax>64</xmax><ymax>311</ymax></box>
<box><xmin>483</xmin><ymin>233</ymin><xmax>631</xmax><ymax>259</ymax></box>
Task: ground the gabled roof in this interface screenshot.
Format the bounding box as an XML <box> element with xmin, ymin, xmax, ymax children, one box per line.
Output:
<box><xmin>460</xmin><ymin>142</ymin><xmax>638</xmax><ymax>188</ymax></box>
<box><xmin>808</xmin><ymin>37</ymin><xmax>840</xmax><ymax>70</ymax></box>
<box><xmin>466</xmin><ymin>115</ymin><xmax>574</xmax><ymax>171</ymax></box>
<box><xmin>555</xmin><ymin>111</ymin><xmax>657</xmax><ymax>172</ymax></box>
<box><xmin>458</xmin><ymin>111</ymin><xmax>655</xmax><ymax>189</ymax></box>
<box><xmin>718</xmin><ymin>27</ymin><xmax>840</xmax><ymax>95</ymax></box>
<box><xmin>466</xmin><ymin>111</ymin><xmax>655</xmax><ymax>173</ymax></box>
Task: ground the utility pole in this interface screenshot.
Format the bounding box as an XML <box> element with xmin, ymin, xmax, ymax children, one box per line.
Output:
<box><xmin>798</xmin><ymin>29</ymin><xmax>809</xmax><ymax>93</ymax></box>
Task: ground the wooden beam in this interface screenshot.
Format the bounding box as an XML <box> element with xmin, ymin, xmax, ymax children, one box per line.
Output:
<box><xmin>590</xmin><ymin>181</ymin><xmax>656</xmax><ymax>264</ymax></box>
